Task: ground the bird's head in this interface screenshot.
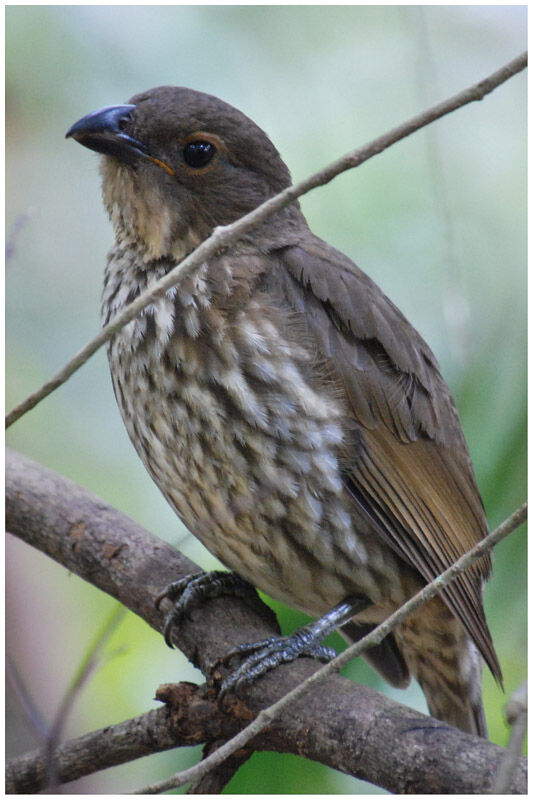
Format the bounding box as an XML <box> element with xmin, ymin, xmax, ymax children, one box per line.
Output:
<box><xmin>66</xmin><ymin>86</ymin><xmax>298</xmax><ymax>260</ymax></box>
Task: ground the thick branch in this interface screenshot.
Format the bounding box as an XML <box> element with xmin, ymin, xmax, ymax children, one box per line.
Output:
<box><xmin>6</xmin><ymin>449</ymin><xmax>527</xmax><ymax>794</ymax></box>
<box><xmin>5</xmin><ymin>51</ymin><xmax>526</xmax><ymax>429</ymax></box>
<box><xmin>7</xmin><ymin>676</ymin><xmax>529</xmax><ymax>795</ymax></box>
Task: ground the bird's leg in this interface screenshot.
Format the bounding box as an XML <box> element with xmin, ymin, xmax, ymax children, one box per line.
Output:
<box><xmin>156</xmin><ymin>570</ymin><xmax>262</xmax><ymax>647</ymax></box>
<box><xmin>218</xmin><ymin>594</ymin><xmax>371</xmax><ymax>696</ymax></box>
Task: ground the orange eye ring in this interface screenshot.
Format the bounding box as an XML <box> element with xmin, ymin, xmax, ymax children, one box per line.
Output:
<box><xmin>181</xmin><ymin>131</ymin><xmax>226</xmax><ymax>174</ymax></box>
<box><xmin>146</xmin><ymin>156</ymin><xmax>175</xmax><ymax>176</ymax></box>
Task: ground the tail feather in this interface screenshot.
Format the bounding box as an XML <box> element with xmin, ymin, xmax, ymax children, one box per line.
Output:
<box><xmin>424</xmin><ymin>665</ymin><xmax>487</xmax><ymax>738</ymax></box>
<box><xmin>397</xmin><ymin>596</ymin><xmax>489</xmax><ymax>737</ymax></box>
<box><xmin>340</xmin><ymin>620</ymin><xmax>411</xmax><ymax>689</ymax></box>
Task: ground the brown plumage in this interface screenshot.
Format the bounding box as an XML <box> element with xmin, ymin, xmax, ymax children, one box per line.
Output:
<box><xmin>67</xmin><ymin>86</ymin><xmax>501</xmax><ymax>736</ymax></box>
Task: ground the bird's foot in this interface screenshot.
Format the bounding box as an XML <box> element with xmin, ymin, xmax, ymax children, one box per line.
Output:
<box><xmin>156</xmin><ymin>570</ymin><xmax>260</xmax><ymax>647</ymax></box>
<box><xmin>218</xmin><ymin>629</ymin><xmax>337</xmax><ymax>696</ymax></box>
<box><xmin>217</xmin><ymin>594</ymin><xmax>371</xmax><ymax>696</ymax></box>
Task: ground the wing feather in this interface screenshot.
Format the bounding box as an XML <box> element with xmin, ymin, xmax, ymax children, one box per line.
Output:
<box><xmin>279</xmin><ymin>240</ymin><xmax>501</xmax><ymax>682</ymax></box>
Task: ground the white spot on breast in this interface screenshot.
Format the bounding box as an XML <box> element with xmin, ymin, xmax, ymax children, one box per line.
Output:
<box><xmin>183</xmin><ymin>305</ymin><xmax>201</xmax><ymax>337</ymax></box>
<box><xmin>239</xmin><ymin>318</ymin><xmax>271</xmax><ymax>354</ymax></box>
<box><xmin>216</xmin><ymin>368</ymin><xmax>269</xmax><ymax>427</ymax></box>
<box><xmin>153</xmin><ymin>297</ymin><xmax>175</xmax><ymax>344</ymax></box>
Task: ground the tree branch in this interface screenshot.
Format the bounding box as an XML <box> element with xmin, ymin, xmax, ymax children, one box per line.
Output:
<box><xmin>135</xmin><ymin>502</ymin><xmax>527</xmax><ymax>794</ymax></box>
<box><xmin>5</xmin><ymin>51</ymin><xmax>526</xmax><ymax>430</ymax></box>
<box><xmin>6</xmin><ymin>449</ymin><xmax>527</xmax><ymax>793</ymax></box>
<box><xmin>6</xmin><ymin>684</ymin><xmax>239</xmax><ymax>793</ymax></box>
<box><xmin>6</xmin><ymin>707</ymin><xmax>178</xmax><ymax>794</ymax></box>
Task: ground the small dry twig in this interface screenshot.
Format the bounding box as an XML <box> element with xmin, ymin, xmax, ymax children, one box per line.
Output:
<box><xmin>41</xmin><ymin>604</ymin><xmax>127</xmax><ymax>791</ymax></box>
<box><xmin>491</xmin><ymin>682</ymin><xmax>528</xmax><ymax>793</ymax></box>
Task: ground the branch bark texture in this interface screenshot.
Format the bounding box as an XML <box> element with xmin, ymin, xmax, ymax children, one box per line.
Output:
<box><xmin>5</xmin><ymin>449</ymin><xmax>527</xmax><ymax>793</ymax></box>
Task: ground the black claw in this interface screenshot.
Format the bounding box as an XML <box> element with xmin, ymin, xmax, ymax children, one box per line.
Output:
<box><xmin>163</xmin><ymin>615</ymin><xmax>178</xmax><ymax>648</ymax></box>
<box><xmin>157</xmin><ymin>581</ymin><xmax>365</xmax><ymax>694</ymax></box>
<box><xmin>155</xmin><ymin>570</ymin><xmax>259</xmax><ymax>649</ymax></box>
<box><xmin>218</xmin><ymin>628</ymin><xmax>338</xmax><ymax>697</ymax></box>
<box><xmin>155</xmin><ymin>572</ymin><xmax>204</xmax><ymax>610</ymax></box>
<box><xmin>216</xmin><ymin>596</ymin><xmax>370</xmax><ymax>697</ymax></box>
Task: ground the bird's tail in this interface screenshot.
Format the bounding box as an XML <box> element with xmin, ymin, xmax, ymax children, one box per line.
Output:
<box><xmin>396</xmin><ymin>595</ymin><xmax>488</xmax><ymax>737</ymax></box>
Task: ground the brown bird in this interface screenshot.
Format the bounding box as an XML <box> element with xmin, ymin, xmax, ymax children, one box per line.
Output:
<box><xmin>66</xmin><ymin>86</ymin><xmax>501</xmax><ymax>737</ymax></box>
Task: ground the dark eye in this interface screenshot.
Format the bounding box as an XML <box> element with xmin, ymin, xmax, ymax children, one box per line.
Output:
<box><xmin>183</xmin><ymin>140</ymin><xmax>216</xmax><ymax>168</ymax></box>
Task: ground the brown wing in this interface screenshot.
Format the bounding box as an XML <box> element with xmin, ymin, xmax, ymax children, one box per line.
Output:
<box><xmin>279</xmin><ymin>239</ymin><xmax>502</xmax><ymax>682</ymax></box>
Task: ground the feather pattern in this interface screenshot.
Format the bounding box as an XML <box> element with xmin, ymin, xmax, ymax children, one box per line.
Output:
<box><xmin>280</xmin><ymin>239</ymin><xmax>502</xmax><ymax>683</ymax></box>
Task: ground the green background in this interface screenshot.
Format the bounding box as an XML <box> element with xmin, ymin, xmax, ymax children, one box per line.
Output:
<box><xmin>6</xmin><ymin>5</ymin><xmax>526</xmax><ymax>794</ymax></box>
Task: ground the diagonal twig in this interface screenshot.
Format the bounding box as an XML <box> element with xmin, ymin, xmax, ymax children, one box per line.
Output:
<box><xmin>6</xmin><ymin>656</ymin><xmax>50</xmax><ymax>744</ymax></box>
<box><xmin>5</xmin><ymin>51</ymin><xmax>527</xmax><ymax>430</ymax></box>
<box><xmin>42</xmin><ymin>604</ymin><xmax>127</xmax><ymax>791</ymax></box>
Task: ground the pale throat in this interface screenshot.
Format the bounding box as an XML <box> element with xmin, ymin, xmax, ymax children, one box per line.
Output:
<box><xmin>100</xmin><ymin>159</ymin><xmax>203</xmax><ymax>263</ymax></box>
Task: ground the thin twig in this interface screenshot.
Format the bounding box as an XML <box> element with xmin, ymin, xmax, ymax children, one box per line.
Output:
<box><xmin>6</xmin><ymin>605</ymin><xmax>127</xmax><ymax>792</ymax></box>
<box><xmin>491</xmin><ymin>682</ymin><xmax>528</xmax><ymax>793</ymax></box>
<box><xmin>43</xmin><ymin>604</ymin><xmax>127</xmax><ymax>791</ymax></box>
<box><xmin>135</xmin><ymin>503</ymin><xmax>527</xmax><ymax>794</ymax></box>
<box><xmin>6</xmin><ymin>656</ymin><xmax>50</xmax><ymax>743</ymax></box>
<box><xmin>5</xmin><ymin>51</ymin><xmax>527</xmax><ymax>430</ymax></box>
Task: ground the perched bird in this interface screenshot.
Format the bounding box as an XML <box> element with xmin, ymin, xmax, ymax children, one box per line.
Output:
<box><xmin>67</xmin><ymin>86</ymin><xmax>501</xmax><ymax>737</ymax></box>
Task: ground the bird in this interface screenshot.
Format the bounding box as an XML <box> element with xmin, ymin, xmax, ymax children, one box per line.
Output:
<box><xmin>66</xmin><ymin>85</ymin><xmax>501</xmax><ymax>737</ymax></box>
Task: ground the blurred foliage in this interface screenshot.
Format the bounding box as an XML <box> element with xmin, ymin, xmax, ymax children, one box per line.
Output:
<box><xmin>6</xmin><ymin>6</ymin><xmax>526</xmax><ymax>794</ymax></box>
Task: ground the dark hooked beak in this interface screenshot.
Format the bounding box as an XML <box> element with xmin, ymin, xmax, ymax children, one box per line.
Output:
<box><xmin>66</xmin><ymin>104</ymin><xmax>149</xmax><ymax>167</ymax></box>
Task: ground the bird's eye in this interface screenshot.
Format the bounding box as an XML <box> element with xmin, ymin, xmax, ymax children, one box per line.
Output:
<box><xmin>183</xmin><ymin>140</ymin><xmax>216</xmax><ymax>168</ymax></box>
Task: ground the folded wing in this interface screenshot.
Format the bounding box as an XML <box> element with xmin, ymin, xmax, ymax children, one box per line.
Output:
<box><xmin>280</xmin><ymin>240</ymin><xmax>501</xmax><ymax>682</ymax></box>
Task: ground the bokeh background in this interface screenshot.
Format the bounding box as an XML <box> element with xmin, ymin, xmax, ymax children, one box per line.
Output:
<box><xmin>6</xmin><ymin>5</ymin><xmax>526</xmax><ymax>794</ymax></box>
